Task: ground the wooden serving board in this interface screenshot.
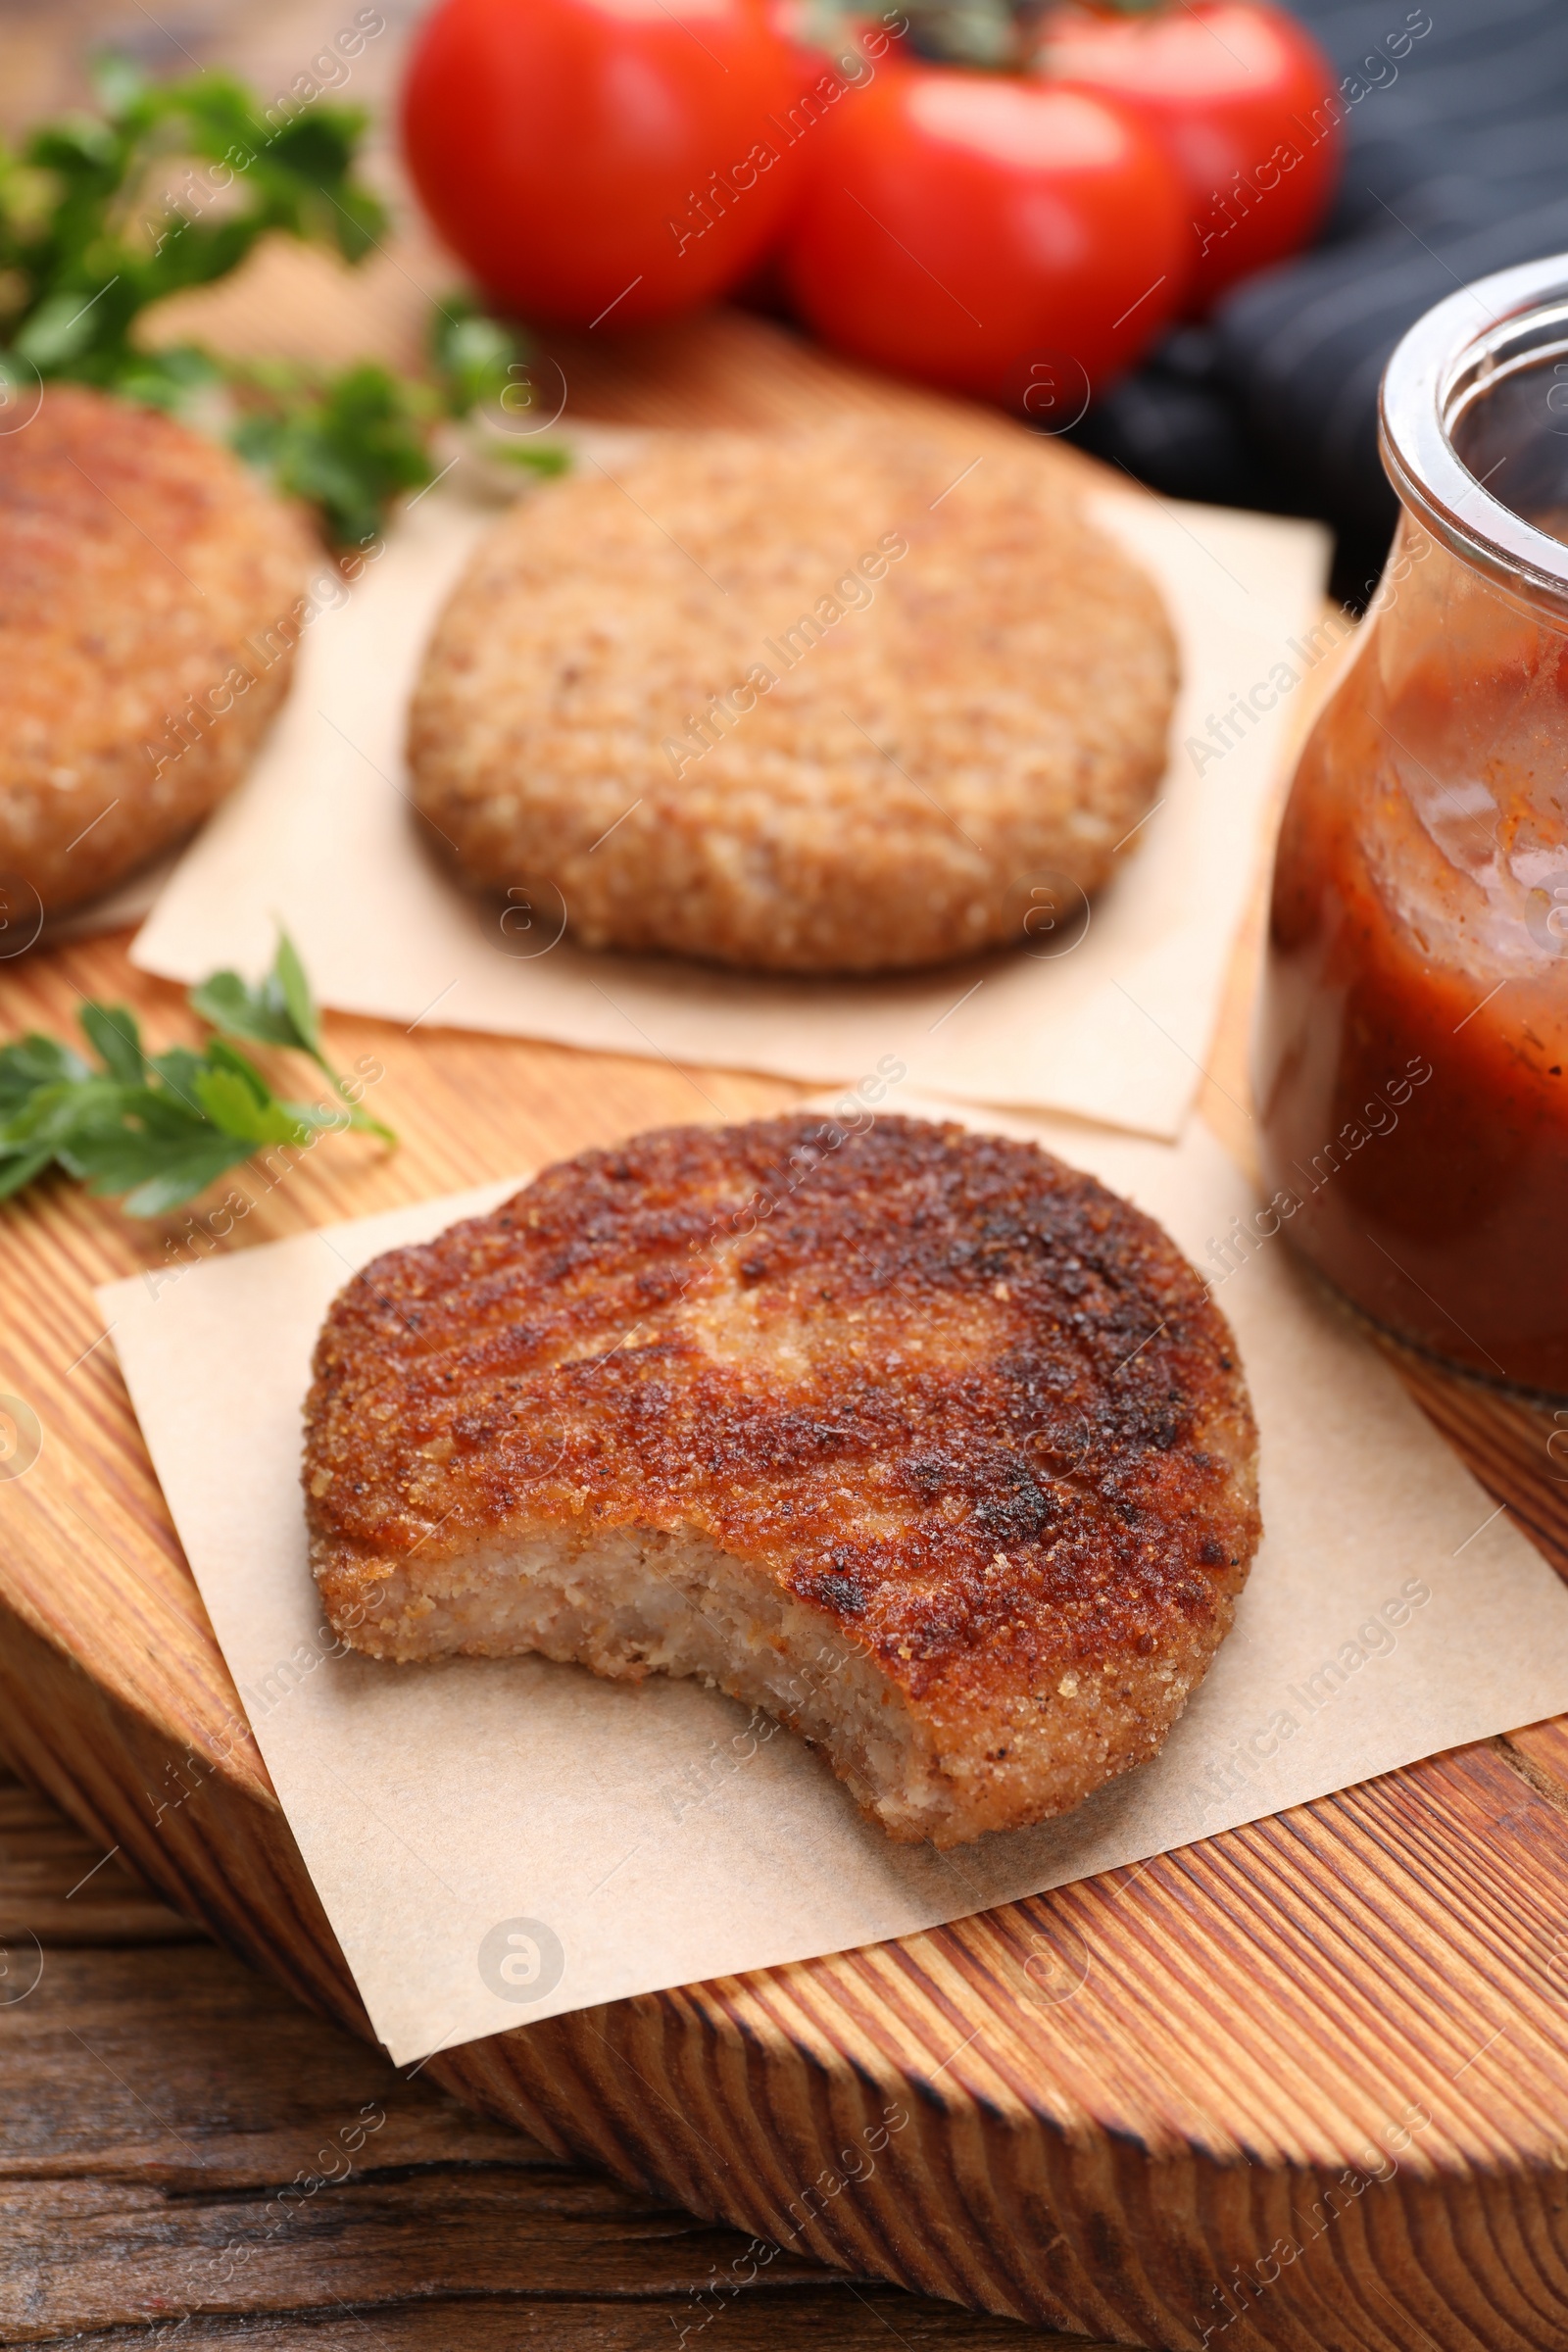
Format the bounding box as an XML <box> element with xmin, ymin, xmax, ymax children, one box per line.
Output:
<box><xmin>6</xmin><ymin>300</ymin><xmax>1568</xmax><ymax>2352</ymax></box>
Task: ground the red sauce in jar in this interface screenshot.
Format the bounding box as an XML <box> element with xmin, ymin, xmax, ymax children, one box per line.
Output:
<box><xmin>1257</xmin><ymin>262</ymin><xmax>1568</xmax><ymax>1396</ymax></box>
<box><xmin>1256</xmin><ymin>638</ymin><xmax>1568</xmax><ymax>1396</ymax></box>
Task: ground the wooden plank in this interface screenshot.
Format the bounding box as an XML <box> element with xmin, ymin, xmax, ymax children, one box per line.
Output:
<box><xmin>0</xmin><ymin>1765</ymin><xmax>1082</xmax><ymax>2349</ymax></box>
<box><xmin>0</xmin><ymin>1773</ymin><xmax>203</xmax><ymax>1949</ymax></box>
<box><xmin>17</xmin><ymin>2300</ymin><xmax>1067</xmax><ymax>2352</ymax></box>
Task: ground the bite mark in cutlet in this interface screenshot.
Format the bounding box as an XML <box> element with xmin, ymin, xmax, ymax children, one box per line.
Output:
<box><xmin>304</xmin><ymin>1114</ymin><xmax>1260</xmax><ymax>1844</ymax></box>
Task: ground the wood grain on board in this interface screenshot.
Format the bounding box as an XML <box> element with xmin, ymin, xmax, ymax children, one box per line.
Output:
<box><xmin>3</xmin><ymin>276</ymin><xmax>1568</xmax><ymax>2352</ymax></box>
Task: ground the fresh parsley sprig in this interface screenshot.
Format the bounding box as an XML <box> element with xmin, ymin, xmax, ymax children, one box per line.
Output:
<box><xmin>0</xmin><ymin>930</ymin><xmax>392</xmax><ymax>1218</ymax></box>
<box><xmin>0</xmin><ymin>63</ymin><xmax>564</xmax><ymax>546</ymax></box>
<box><xmin>0</xmin><ymin>62</ymin><xmax>387</xmax><ymax>386</ymax></box>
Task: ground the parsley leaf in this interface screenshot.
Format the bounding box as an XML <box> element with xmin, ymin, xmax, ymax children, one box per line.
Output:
<box><xmin>226</xmin><ymin>360</ymin><xmax>437</xmax><ymax>551</ymax></box>
<box><xmin>190</xmin><ymin>925</ymin><xmax>394</xmax><ymax>1142</ymax></box>
<box><xmin>0</xmin><ymin>929</ymin><xmax>395</xmax><ymax>1217</ymax></box>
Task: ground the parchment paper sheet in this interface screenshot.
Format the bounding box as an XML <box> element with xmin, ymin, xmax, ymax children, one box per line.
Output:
<box><xmin>130</xmin><ymin>482</ymin><xmax>1331</xmax><ymax>1140</ymax></box>
<box><xmin>100</xmin><ymin>1102</ymin><xmax>1568</xmax><ymax>2066</ymax></box>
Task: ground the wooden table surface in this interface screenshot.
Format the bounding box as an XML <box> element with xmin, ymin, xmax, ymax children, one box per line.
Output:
<box><xmin>1</xmin><ymin>1755</ymin><xmax>1102</xmax><ymax>2348</ymax></box>
<box><xmin>4</xmin><ymin>1695</ymin><xmax>1562</xmax><ymax>2346</ymax></box>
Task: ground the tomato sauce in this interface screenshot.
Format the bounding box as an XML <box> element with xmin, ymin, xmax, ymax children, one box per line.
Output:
<box><xmin>1256</xmin><ymin>622</ymin><xmax>1568</xmax><ymax>1396</ymax></box>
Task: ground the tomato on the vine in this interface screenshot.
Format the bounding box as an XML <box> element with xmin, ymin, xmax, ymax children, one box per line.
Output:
<box><xmin>401</xmin><ymin>0</ymin><xmax>806</xmax><ymax>330</ymax></box>
<box><xmin>780</xmin><ymin>63</ymin><xmax>1188</xmax><ymax>410</ymax></box>
<box><xmin>1032</xmin><ymin>1</ymin><xmax>1343</xmax><ymax>313</ymax></box>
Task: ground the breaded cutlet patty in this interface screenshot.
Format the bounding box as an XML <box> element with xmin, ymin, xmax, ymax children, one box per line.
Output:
<box><xmin>408</xmin><ymin>423</ymin><xmax>1177</xmax><ymax>974</ymax></box>
<box><xmin>0</xmin><ymin>384</ymin><xmax>311</xmax><ymax>916</ymax></box>
<box><xmin>305</xmin><ymin>1113</ymin><xmax>1259</xmax><ymax>1846</ymax></box>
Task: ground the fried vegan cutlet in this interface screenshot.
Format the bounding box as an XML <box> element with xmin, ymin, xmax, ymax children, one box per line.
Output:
<box><xmin>0</xmin><ymin>383</ymin><xmax>311</xmax><ymax>916</ymax></box>
<box><xmin>408</xmin><ymin>422</ymin><xmax>1177</xmax><ymax>973</ymax></box>
<box><xmin>304</xmin><ymin>1114</ymin><xmax>1259</xmax><ymax>1846</ymax></box>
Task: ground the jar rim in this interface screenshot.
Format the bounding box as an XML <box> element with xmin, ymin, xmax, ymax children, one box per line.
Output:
<box><xmin>1380</xmin><ymin>250</ymin><xmax>1568</xmax><ymax>615</ymax></box>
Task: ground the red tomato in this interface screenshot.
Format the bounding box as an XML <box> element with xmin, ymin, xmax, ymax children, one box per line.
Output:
<box><xmin>780</xmin><ymin>67</ymin><xmax>1188</xmax><ymax>410</ymax></box>
<box><xmin>1033</xmin><ymin>2</ymin><xmax>1343</xmax><ymax>313</ymax></box>
<box><xmin>401</xmin><ymin>0</ymin><xmax>807</xmax><ymax>330</ymax></box>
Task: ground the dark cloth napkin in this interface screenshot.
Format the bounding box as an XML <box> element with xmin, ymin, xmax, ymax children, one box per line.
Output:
<box><xmin>1070</xmin><ymin>0</ymin><xmax>1568</xmax><ymax>597</ymax></box>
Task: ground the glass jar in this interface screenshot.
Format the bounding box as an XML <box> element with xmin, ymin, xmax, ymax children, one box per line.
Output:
<box><xmin>1254</xmin><ymin>254</ymin><xmax>1568</xmax><ymax>1398</ymax></box>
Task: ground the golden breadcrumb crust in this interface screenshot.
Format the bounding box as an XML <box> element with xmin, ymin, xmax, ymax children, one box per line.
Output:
<box><xmin>0</xmin><ymin>383</ymin><xmax>311</xmax><ymax>913</ymax></box>
<box><xmin>408</xmin><ymin>423</ymin><xmax>1177</xmax><ymax>973</ymax></box>
<box><xmin>304</xmin><ymin>1114</ymin><xmax>1259</xmax><ymax>1844</ymax></box>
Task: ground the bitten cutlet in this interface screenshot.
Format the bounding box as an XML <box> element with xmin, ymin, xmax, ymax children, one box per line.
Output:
<box><xmin>304</xmin><ymin>1113</ymin><xmax>1260</xmax><ymax>1846</ymax></box>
